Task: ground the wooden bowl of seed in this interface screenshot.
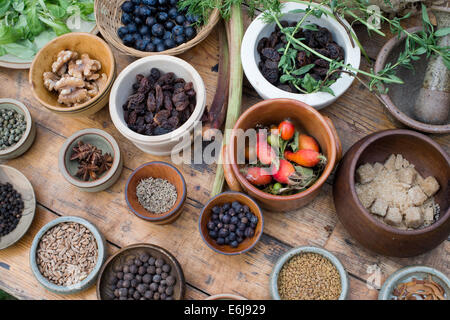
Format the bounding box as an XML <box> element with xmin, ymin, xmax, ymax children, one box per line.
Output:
<box><xmin>29</xmin><ymin>216</ymin><xmax>106</xmax><ymax>294</ymax></box>
<box><xmin>270</xmin><ymin>246</ymin><xmax>349</xmax><ymax>300</ymax></box>
<box><xmin>125</xmin><ymin>161</ymin><xmax>186</xmax><ymax>225</ymax></box>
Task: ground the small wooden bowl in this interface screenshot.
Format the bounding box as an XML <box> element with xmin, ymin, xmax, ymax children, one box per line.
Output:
<box><xmin>94</xmin><ymin>0</ymin><xmax>220</xmax><ymax>57</ymax></box>
<box><xmin>199</xmin><ymin>191</ymin><xmax>264</xmax><ymax>255</ymax></box>
<box><xmin>0</xmin><ymin>165</ymin><xmax>36</xmax><ymax>250</ymax></box>
<box><xmin>125</xmin><ymin>162</ymin><xmax>186</xmax><ymax>224</ymax></box>
<box><xmin>29</xmin><ymin>33</ymin><xmax>116</xmax><ymax>117</ymax></box>
<box><xmin>333</xmin><ymin>129</ymin><xmax>450</xmax><ymax>257</ymax></box>
<box><xmin>96</xmin><ymin>243</ymin><xmax>186</xmax><ymax>300</ymax></box>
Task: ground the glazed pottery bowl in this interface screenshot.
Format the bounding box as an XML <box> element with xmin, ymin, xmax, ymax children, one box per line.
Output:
<box><xmin>205</xmin><ymin>294</ymin><xmax>247</xmax><ymax>300</ymax></box>
<box><xmin>379</xmin><ymin>266</ymin><xmax>450</xmax><ymax>300</ymax></box>
<box><xmin>374</xmin><ymin>26</ymin><xmax>450</xmax><ymax>134</ymax></box>
<box><xmin>0</xmin><ymin>165</ymin><xmax>36</xmax><ymax>250</ymax></box>
<box><xmin>228</xmin><ymin>98</ymin><xmax>342</xmax><ymax>212</ymax></box>
<box><xmin>30</xmin><ymin>216</ymin><xmax>106</xmax><ymax>294</ymax></box>
<box><xmin>241</xmin><ymin>2</ymin><xmax>361</xmax><ymax>109</ymax></box>
<box><xmin>269</xmin><ymin>246</ymin><xmax>348</xmax><ymax>300</ymax></box>
<box><xmin>199</xmin><ymin>191</ymin><xmax>264</xmax><ymax>255</ymax></box>
<box><xmin>0</xmin><ymin>99</ymin><xmax>36</xmax><ymax>160</ymax></box>
<box><xmin>125</xmin><ymin>162</ymin><xmax>186</xmax><ymax>224</ymax></box>
<box><xmin>109</xmin><ymin>55</ymin><xmax>206</xmax><ymax>156</ymax></box>
<box><xmin>96</xmin><ymin>243</ymin><xmax>186</xmax><ymax>300</ymax></box>
<box><xmin>29</xmin><ymin>32</ymin><xmax>116</xmax><ymax>117</ymax></box>
<box><xmin>333</xmin><ymin>129</ymin><xmax>450</xmax><ymax>257</ymax></box>
<box><xmin>58</xmin><ymin>128</ymin><xmax>123</xmax><ymax>192</ymax></box>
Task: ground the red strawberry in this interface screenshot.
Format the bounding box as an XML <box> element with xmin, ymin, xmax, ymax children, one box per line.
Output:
<box><xmin>298</xmin><ymin>134</ymin><xmax>320</xmax><ymax>152</ymax></box>
<box><xmin>244</xmin><ymin>167</ymin><xmax>273</xmax><ymax>186</ymax></box>
<box><xmin>284</xmin><ymin>150</ymin><xmax>327</xmax><ymax>167</ymax></box>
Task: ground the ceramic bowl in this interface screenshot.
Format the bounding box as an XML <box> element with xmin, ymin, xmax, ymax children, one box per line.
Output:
<box><xmin>58</xmin><ymin>128</ymin><xmax>123</xmax><ymax>192</ymax></box>
<box><xmin>30</xmin><ymin>216</ymin><xmax>106</xmax><ymax>294</ymax></box>
<box><xmin>29</xmin><ymin>33</ymin><xmax>116</xmax><ymax>117</ymax></box>
<box><xmin>199</xmin><ymin>191</ymin><xmax>264</xmax><ymax>255</ymax></box>
<box><xmin>374</xmin><ymin>26</ymin><xmax>450</xmax><ymax>134</ymax></box>
<box><xmin>96</xmin><ymin>243</ymin><xmax>186</xmax><ymax>300</ymax></box>
<box><xmin>269</xmin><ymin>246</ymin><xmax>349</xmax><ymax>300</ymax></box>
<box><xmin>125</xmin><ymin>162</ymin><xmax>186</xmax><ymax>224</ymax></box>
<box><xmin>109</xmin><ymin>55</ymin><xmax>206</xmax><ymax>156</ymax></box>
<box><xmin>228</xmin><ymin>98</ymin><xmax>342</xmax><ymax>212</ymax></box>
<box><xmin>205</xmin><ymin>294</ymin><xmax>247</xmax><ymax>300</ymax></box>
<box><xmin>241</xmin><ymin>2</ymin><xmax>361</xmax><ymax>109</ymax></box>
<box><xmin>0</xmin><ymin>99</ymin><xmax>36</xmax><ymax>160</ymax></box>
<box><xmin>379</xmin><ymin>266</ymin><xmax>450</xmax><ymax>300</ymax></box>
<box><xmin>0</xmin><ymin>165</ymin><xmax>36</xmax><ymax>250</ymax></box>
<box><xmin>333</xmin><ymin>129</ymin><xmax>450</xmax><ymax>257</ymax></box>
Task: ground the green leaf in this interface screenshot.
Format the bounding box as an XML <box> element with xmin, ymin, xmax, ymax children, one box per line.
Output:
<box><xmin>301</xmin><ymin>24</ymin><xmax>318</xmax><ymax>31</ymax></box>
<box><xmin>320</xmin><ymin>86</ymin><xmax>335</xmax><ymax>96</ymax></box>
<box><xmin>38</xmin><ymin>16</ymin><xmax>70</xmax><ymax>35</ymax></box>
<box><xmin>47</xmin><ymin>4</ymin><xmax>67</xmax><ymax>19</ymax></box>
<box><xmin>289</xmin><ymin>131</ymin><xmax>299</xmax><ymax>152</ymax></box>
<box><xmin>25</xmin><ymin>5</ymin><xmax>44</xmax><ymax>36</ymax></box>
<box><xmin>414</xmin><ymin>47</ymin><xmax>427</xmax><ymax>55</ymax></box>
<box><xmin>1</xmin><ymin>39</ymin><xmax>36</xmax><ymax>58</ymax></box>
<box><xmin>435</xmin><ymin>27</ymin><xmax>450</xmax><ymax>37</ymax></box>
<box><xmin>301</xmin><ymin>73</ymin><xmax>318</xmax><ymax>93</ymax></box>
<box><xmin>291</xmin><ymin>63</ymin><xmax>315</xmax><ymax>76</ymax></box>
<box><xmin>0</xmin><ymin>23</ymin><xmax>22</xmax><ymax>44</ymax></box>
<box><xmin>280</xmin><ymin>74</ymin><xmax>295</xmax><ymax>84</ymax></box>
<box><xmin>0</xmin><ymin>1</ymin><xmax>11</xmax><ymax>18</ymax></box>
<box><xmin>12</xmin><ymin>0</ymin><xmax>24</xmax><ymax>13</ymax></box>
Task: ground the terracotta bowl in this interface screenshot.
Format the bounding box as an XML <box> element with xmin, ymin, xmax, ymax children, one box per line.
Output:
<box><xmin>333</xmin><ymin>129</ymin><xmax>450</xmax><ymax>257</ymax></box>
<box><xmin>125</xmin><ymin>162</ymin><xmax>186</xmax><ymax>224</ymax></box>
<box><xmin>199</xmin><ymin>191</ymin><xmax>264</xmax><ymax>255</ymax></box>
<box><xmin>96</xmin><ymin>243</ymin><xmax>186</xmax><ymax>300</ymax></box>
<box><xmin>29</xmin><ymin>32</ymin><xmax>116</xmax><ymax>117</ymax></box>
<box><xmin>228</xmin><ymin>98</ymin><xmax>342</xmax><ymax>212</ymax></box>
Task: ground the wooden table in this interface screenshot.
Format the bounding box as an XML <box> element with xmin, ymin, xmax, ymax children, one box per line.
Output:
<box><xmin>0</xmin><ymin>11</ymin><xmax>448</xmax><ymax>300</ymax></box>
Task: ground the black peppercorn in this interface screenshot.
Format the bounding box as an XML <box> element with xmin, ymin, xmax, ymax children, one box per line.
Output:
<box><xmin>166</xmin><ymin>276</ymin><xmax>176</xmax><ymax>286</ymax></box>
<box><xmin>153</xmin><ymin>274</ymin><xmax>161</xmax><ymax>283</ymax></box>
<box><xmin>155</xmin><ymin>258</ymin><xmax>164</xmax><ymax>268</ymax></box>
<box><xmin>162</xmin><ymin>264</ymin><xmax>171</xmax><ymax>273</ymax></box>
<box><xmin>148</xmin><ymin>257</ymin><xmax>156</xmax><ymax>266</ymax></box>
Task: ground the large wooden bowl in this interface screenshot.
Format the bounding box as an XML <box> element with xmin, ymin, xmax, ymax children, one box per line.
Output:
<box><xmin>228</xmin><ymin>98</ymin><xmax>342</xmax><ymax>212</ymax></box>
<box><xmin>333</xmin><ymin>129</ymin><xmax>450</xmax><ymax>257</ymax></box>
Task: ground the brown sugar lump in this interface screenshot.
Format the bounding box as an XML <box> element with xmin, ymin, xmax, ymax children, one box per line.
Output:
<box><xmin>385</xmin><ymin>207</ymin><xmax>402</xmax><ymax>227</ymax></box>
<box><xmin>373</xmin><ymin>162</ymin><xmax>385</xmax><ymax>174</ymax></box>
<box><xmin>404</xmin><ymin>207</ymin><xmax>423</xmax><ymax>228</ymax></box>
<box><xmin>397</xmin><ymin>167</ymin><xmax>416</xmax><ymax>185</ymax></box>
<box><xmin>408</xmin><ymin>185</ymin><xmax>428</xmax><ymax>206</ymax></box>
<box><xmin>418</xmin><ymin>176</ymin><xmax>440</xmax><ymax>197</ymax></box>
<box><xmin>394</xmin><ymin>154</ymin><xmax>404</xmax><ymax>170</ymax></box>
<box><xmin>384</xmin><ymin>154</ymin><xmax>396</xmax><ymax>171</ymax></box>
<box><xmin>356</xmin><ymin>163</ymin><xmax>376</xmax><ymax>184</ymax></box>
<box><xmin>423</xmin><ymin>206</ymin><xmax>435</xmax><ymax>225</ymax></box>
<box><xmin>355</xmin><ymin>184</ymin><xmax>376</xmax><ymax>208</ymax></box>
<box><xmin>371</xmin><ymin>198</ymin><xmax>388</xmax><ymax>217</ymax></box>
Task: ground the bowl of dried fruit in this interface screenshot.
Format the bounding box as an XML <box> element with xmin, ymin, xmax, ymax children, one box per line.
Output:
<box><xmin>241</xmin><ymin>2</ymin><xmax>360</xmax><ymax>109</ymax></box>
<box><xmin>96</xmin><ymin>243</ymin><xmax>186</xmax><ymax>300</ymax></box>
<box><xmin>109</xmin><ymin>55</ymin><xmax>206</xmax><ymax>156</ymax></box>
<box><xmin>58</xmin><ymin>128</ymin><xmax>123</xmax><ymax>192</ymax></box>
<box><xmin>29</xmin><ymin>32</ymin><xmax>116</xmax><ymax>117</ymax></box>
<box><xmin>30</xmin><ymin>216</ymin><xmax>106</xmax><ymax>294</ymax></box>
<box><xmin>269</xmin><ymin>246</ymin><xmax>348</xmax><ymax>300</ymax></box>
<box><xmin>379</xmin><ymin>266</ymin><xmax>450</xmax><ymax>300</ymax></box>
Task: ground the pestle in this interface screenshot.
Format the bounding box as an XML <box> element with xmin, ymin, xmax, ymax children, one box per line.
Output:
<box><xmin>413</xmin><ymin>6</ymin><xmax>450</xmax><ymax>125</ymax></box>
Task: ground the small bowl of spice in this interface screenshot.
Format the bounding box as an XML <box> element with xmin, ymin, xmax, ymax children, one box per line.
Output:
<box><xmin>97</xmin><ymin>243</ymin><xmax>186</xmax><ymax>300</ymax></box>
<box><xmin>0</xmin><ymin>98</ymin><xmax>36</xmax><ymax>160</ymax></box>
<box><xmin>30</xmin><ymin>216</ymin><xmax>106</xmax><ymax>294</ymax></box>
<box><xmin>58</xmin><ymin>128</ymin><xmax>123</xmax><ymax>192</ymax></box>
<box><xmin>270</xmin><ymin>246</ymin><xmax>348</xmax><ymax>300</ymax></box>
<box><xmin>199</xmin><ymin>191</ymin><xmax>264</xmax><ymax>255</ymax></box>
<box><xmin>379</xmin><ymin>266</ymin><xmax>450</xmax><ymax>300</ymax></box>
<box><xmin>125</xmin><ymin>161</ymin><xmax>186</xmax><ymax>224</ymax></box>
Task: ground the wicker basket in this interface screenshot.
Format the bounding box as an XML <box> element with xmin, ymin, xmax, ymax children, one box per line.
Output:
<box><xmin>94</xmin><ymin>0</ymin><xmax>220</xmax><ymax>57</ymax></box>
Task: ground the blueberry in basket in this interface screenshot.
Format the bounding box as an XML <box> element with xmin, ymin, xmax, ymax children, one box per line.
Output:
<box><xmin>118</xmin><ymin>0</ymin><xmax>198</xmax><ymax>52</ymax></box>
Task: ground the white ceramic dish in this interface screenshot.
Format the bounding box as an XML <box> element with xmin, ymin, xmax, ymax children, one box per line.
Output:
<box><xmin>109</xmin><ymin>55</ymin><xmax>206</xmax><ymax>156</ymax></box>
<box><xmin>241</xmin><ymin>2</ymin><xmax>361</xmax><ymax>109</ymax></box>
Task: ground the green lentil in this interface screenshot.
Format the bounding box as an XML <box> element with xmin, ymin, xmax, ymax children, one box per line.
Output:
<box><xmin>0</xmin><ymin>109</ymin><xmax>26</xmax><ymax>150</ymax></box>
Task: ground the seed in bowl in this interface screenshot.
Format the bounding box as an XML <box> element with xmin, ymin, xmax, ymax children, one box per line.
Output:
<box><xmin>70</xmin><ymin>141</ymin><xmax>114</xmax><ymax>181</ymax></box>
<box><xmin>43</xmin><ymin>50</ymin><xmax>108</xmax><ymax>107</ymax></box>
<box><xmin>36</xmin><ymin>222</ymin><xmax>98</xmax><ymax>286</ymax></box>
<box><xmin>136</xmin><ymin>178</ymin><xmax>177</xmax><ymax>214</ymax></box>
<box><xmin>0</xmin><ymin>183</ymin><xmax>24</xmax><ymax>238</ymax></box>
<box><xmin>123</xmin><ymin>68</ymin><xmax>196</xmax><ymax>136</ymax></box>
<box><xmin>278</xmin><ymin>252</ymin><xmax>341</xmax><ymax>300</ymax></box>
<box><xmin>0</xmin><ymin>109</ymin><xmax>26</xmax><ymax>150</ymax></box>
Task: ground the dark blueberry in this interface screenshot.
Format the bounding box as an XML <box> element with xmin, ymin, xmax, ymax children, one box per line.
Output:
<box><xmin>131</xmin><ymin>33</ymin><xmax>142</xmax><ymax>42</ymax></box>
<box><xmin>168</xmin><ymin>7</ymin><xmax>178</xmax><ymax>19</ymax></box>
<box><xmin>250</xmin><ymin>222</ymin><xmax>257</xmax><ymax>229</ymax></box>
<box><xmin>146</xmin><ymin>16</ymin><xmax>157</xmax><ymax>26</ymax></box>
<box><xmin>136</xmin><ymin>39</ymin><xmax>149</xmax><ymax>51</ymax></box>
<box><xmin>139</xmin><ymin>25</ymin><xmax>150</xmax><ymax>35</ymax></box>
<box><xmin>143</xmin><ymin>34</ymin><xmax>152</xmax><ymax>41</ymax></box>
<box><xmin>207</xmin><ymin>221</ymin><xmax>215</xmax><ymax>230</ymax></box>
<box><xmin>216</xmin><ymin>222</ymin><xmax>223</xmax><ymax>229</ymax></box>
<box><xmin>121</xmin><ymin>1</ymin><xmax>134</xmax><ymax>13</ymax></box>
<box><xmin>164</xmin><ymin>38</ymin><xmax>176</xmax><ymax>49</ymax></box>
<box><xmin>228</xmin><ymin>208</ymin><xmax>236</xmax><ymax>216</ymax></box>
<box><xmin>151</xmin><ymin>23</ymin><xmax>164</xmax><ymax>37</ymax></box>
<box><xmin>219</xmin><ymin>213</ymin><xmax>224</xmax><ymax>221</ymax></box>
<box><xmin>222</xmin><ymin>203</ymin><xmax>231</xmax><ymax>211</ymax></box>
<box><xmin>212</xmin><ymin>206</ymin><xmax>221</xmax><ymax>214</ymax></box>
<box><xmin>222</xmin><ymin>214</ymin><xmax>231</xmax><ymax>224</ymax></box>
<box><xmin>229</xmin><ymin>224</ymin><xmax>236</xmax><ymax>232</ymax></box>
<box><xmin>250</xmin><ymin>215</ymin><xmax>258</xmax><ymax>224</ymax></box>
<box><xmin>117</xmin><ymin>26</ymin><xmax>129</xmax><ymax>39</ymax></box>
<box><xmin>244</xmin><ymin>227</ymin><xmax>254</xmax><ymax>238</ymax></box>
<box><xmin>241</xmin><ymin>217</ymin><xmax>249</xmax><ymax>224</ymax></box>
<box><xmin>243</xmin><ymin>205</ymin><xmax>250</xmax><ymax>213</ymax></box>
<box><xmin>216</xmin><ymin>237</ymin><xmax>225</xmax><ymax>245</ymax></box>
<box><xmin>186</xmin><ymin>14</ymin><xmax>199</xmax><ymax>23</ymax></box>
<box><xmin>185</xmin><ymin>26</ymin><xmax>196</xmax><ymax>40</ymax></box>
<box><xmin>238</xmin><ymin>223</ymin><xmax>246</xmax><ymax>231</ymax></box>
<box><xmin>237</xmin><ymin>237</ymin><xmax>244</xmax><ymax>244</ymax></box>
<box><xmin>164</xmin><ymin>21</ymin><xmax>175</xmax><ymax>30</ymax></box>
<box><xmin>218</xmin><ymin>228</ymin><xmax>229</xmax><ymax>238</ymax></box>
<box><xmin>169</xmin><ymin>0</ymin><xmax>177</xmax><ymax>5</ymax></box>
<box><xmin>157</xmin><ymin>11</ymin><xmax>168</xmax><ymax>22</ymax></box>
<box><xmin>224</xmin><ymin>237</ymin><xmax>230</xmax><ymax>244</ymax></box>
<box><xmin>163</xmin><ymin>31</ymin><xmax>172</xmax><ymax>40</ymax></box>
<box><xmin>121</xmin><ymin>12</ymin><xmax>133</xmax><ymax>24</ymax></box>
<box><xmin>212</xmin><ymin>213</ymin><xmax>219</xmax><ymax>220</ymax></box>
<box><xmin>174</xmin><ymin>35</ymin><xmax>185</xmax><ymax>45</ymax></box>
<box><xmin>158</xmin><ymin>0</ymin><xmax>167</xmax><ymax>5</ymax></box>
<box><xmin>122</xmin><ymin>34</ymin><xmax>134</xmax><ymax>46</ymax></box>
<box><xmin>133</xmin><ymin>6</ymin><xmax>140</xmax><ymax>16</ymax></box>
<box><xmin>172</xmin><ymin>25</ymin><xmax>184</xmax><ymax>36</ymax></box>
<box><xmin>183</xmin><ymin>20</ymin><xmax>191</xmax><ymax>28</ymax></box>
<box><xmin>142</xmin><ymin>0</ymin><xmax>155</xmax><ymax>4</ymax></box>
<box><xmin>127</xmin><ymin>23</ymin><xmax>138</xmax><ymax>34</ymax></box>
<box><xmin>230</xmin><ymin>216</ymin><xmax>239</xmax><ymax>225</ymax></box>
<box><xmin>139</xmin><ymin>6</ymin><xmax>152</xmax><ymax>17</ymax></box>
<box><xmin>156</xmin><ymin>43</ymin><xmax>166</xmax><ymax>52</ymax></box>
<box><xmin>209</xmin><ymin>230</ymin><xmax>218</xmax><ymax>239</ymax></box>
<box><xmin>134</xmin><ymin>16</ymin><xmax>143</xmax><ymax>25</ymax></box>
<box><xmin>175</xmin><ymin>15</ymin><xmax>185</xmax><ymax>25</ymax></box>
<box><xmin>228</xmin><ymin>232</ymin><xmax>236</xmax><ymax>241</ymax></box>
<box><xmin>230</xmin><ymin>241</ymin><xmax>239</xmax><ymax>248</ymax></box>
<box><xmin>131</xmin><ymin>0</ymin><xmax>141</xmax><ymax>4</ymax></box>
<box><xmin>145</xmin><ymin>42</ymin><xmax>155</xmax><ymax>52</ymax></box>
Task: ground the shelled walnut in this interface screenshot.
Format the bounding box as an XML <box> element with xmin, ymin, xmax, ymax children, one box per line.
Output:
<box><xmin>43</xmin><ymin>50</ymin><xmax>108</xmax><ymax>107</ymax></box>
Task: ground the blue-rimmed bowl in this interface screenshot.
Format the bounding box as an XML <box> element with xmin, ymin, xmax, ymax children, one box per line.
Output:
<box><xmin>30</xmin><ymin>216</ymin><xmax>106</xmax><ymax>294</ymax></box>
<box><xmin>199</xmin><ymin>191</ymin><xmax>264</xmax><ymax>255</ymax></box>
<box><xmin>270</xmin><ymin>246</ymin><xmax>349</xmax><ymax>300</ymax></box>
<box><xmin>379</xmin><ymin>266</ymin><xmax>450</xmax><ymax>300</ymax></box>
<box><xmin>125</xmin><ymin>161</ymin><xmax>186</xmax><ymax>225</ymax></box>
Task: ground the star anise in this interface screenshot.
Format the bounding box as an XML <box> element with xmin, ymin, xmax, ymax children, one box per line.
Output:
<box><xmin>97</xmin><ymin>153</ymin><xmax>113</xmax><ymax>175</ymax></box>
<box><xmin>70</xmin><ymin>140</ymin><xmax>114</xmax><ymax>181</ymax></box>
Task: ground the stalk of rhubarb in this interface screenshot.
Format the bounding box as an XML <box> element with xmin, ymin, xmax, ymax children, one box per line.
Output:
<box><xmin>211</xmin><ymin>3</ymin><xmax>244</xmax><ymax>196</ymax></box>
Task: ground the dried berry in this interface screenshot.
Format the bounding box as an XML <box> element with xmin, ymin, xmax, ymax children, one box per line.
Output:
<box><xmin>261</xmin><ymin>48</ymin><xmax>280</xmax><ymax>62</ymax></box>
